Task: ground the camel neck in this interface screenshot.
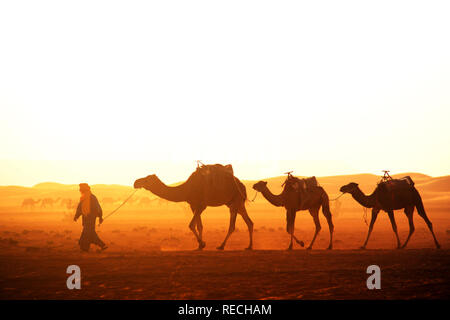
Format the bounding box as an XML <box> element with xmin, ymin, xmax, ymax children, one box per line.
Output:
<box><xmin>259</xmin><ymin>186</ymin><xmax>284</xmax><ymax>207</ymax></box>
<box><xmin>144</xmin><ymin>176</ymin><xmax>189</xmax><ymax>202</ymax></box>
<box><xmin>351</xmin><ymin>187</ymin><xmax>376</xmax><ymax>208</ymax></box>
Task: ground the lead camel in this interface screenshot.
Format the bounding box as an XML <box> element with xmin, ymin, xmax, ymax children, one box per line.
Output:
<box><xmin>134</xmin><ymin>164</ymin><xmax>253</xmax><ymax>250</ymax></box>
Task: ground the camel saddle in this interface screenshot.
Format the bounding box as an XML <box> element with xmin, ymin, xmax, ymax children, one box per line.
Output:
<box><xmin>378</xmin><ymin>176</ymin><xmax>415</xmax><ymax>193</ymax></box>
<box><xmin>196</xmin><ymin>164</ymin><xmax>235</xmax><ymax>191</ymax></box>
<box><xmin>285</xmin><ymin>176</ymin><xmax>318</xmax><ymax>197</ymax></box>
<box><xmin>285</xmin><ymin>176</ymin><xmax>318</xmax><ymax>208</ymax></box>
<box><xmin>197</xmin><ymin>164</ymin><xmax>234</xmax><ymax>177</ymax></box>
<box><xmin>296</xmin><ymin>176</ymin><xmax>319</xmax><ymax>191</ymax></box>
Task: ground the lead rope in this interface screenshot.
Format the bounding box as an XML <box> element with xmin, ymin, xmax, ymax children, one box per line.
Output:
<box><xmin>99</xmin><ymin>189</ymin><xmax>139</xmax><ymax>226</ymax></box>
<box><xmin>329</xmin><ymin>192</ymin><xmax>345</xmax><ymax>201</ymax></box>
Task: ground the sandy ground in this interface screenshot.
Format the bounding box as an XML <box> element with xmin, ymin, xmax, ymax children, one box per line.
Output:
<box><xmin>0</xmin><ymin>208</ymin><xmax>449</xmax><ymax>300</ymax></box>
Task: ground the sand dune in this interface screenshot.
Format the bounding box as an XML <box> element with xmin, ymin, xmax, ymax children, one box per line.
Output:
<box><xmin>416</xmin><ymin>176</ymin><xmax>450</xmax><ymax>192</ymax></box>
<box><xmin>1</xmin><ymin>172</ymin><xmax>449</xmax><ymax>210</ymax></box>
<box><xmin>0</xmin><ymin>172</ymin><xmax>449</xmax><ymax>299</ymax></box>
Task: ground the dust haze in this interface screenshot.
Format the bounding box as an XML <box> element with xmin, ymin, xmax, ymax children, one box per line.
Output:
<box><xmin>1</xmin><ymin>172</ymin><xmax>449</xmax><ymax>299</ymax></box>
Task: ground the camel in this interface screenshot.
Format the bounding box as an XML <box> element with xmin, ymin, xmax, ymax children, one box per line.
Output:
<box><xmin>101</xmin><ymin>197</ymin><xmax>116</xmax><ymax>207</ymax></box>
<box><xmin>41</xmin><ymin>197</ymin><xmax>60</xmax><ymax>208</ymax></box>
<box><xmin>340</xmin><ymin>180</ymin><xmax>440</xmax><ymax>249</ymax></box>
<box><xmin>21</xmin><ymin>198</ymin><xmax>41</xmax><ymax>210</ymax></box>
<box><xmin>126</xmin><ymin>196</ymin><xmax>139</xmax><ymax>206</ymax></box>
<box><xmin>253</xmin><ymin>174</ymin><xmax>334</xmax><ymax>250</ymax></box>
<box><xmin>137</xmin><ymin>196</ymin><xmax>154</xmax><ymax>207</ymax></box>
<box><xmin>134</xmin><ymin>164</ymin><xmax>253</xmax><ymax>250</ymax></box>
<box><xmin>157</xmin><ymin>198</ymin><xmax>170</xmax><ymax>207</ymax></box>
<box><xmin>60</xmin><ymin>198</ymin><xmax>77</xmax><ymax>210</ymax></box>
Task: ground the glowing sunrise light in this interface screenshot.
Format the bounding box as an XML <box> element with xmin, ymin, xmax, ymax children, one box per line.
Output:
<box><xmin>0</xmin><ymin>0</ymin><xmax>449</xmax><ymax>186</ymax></box>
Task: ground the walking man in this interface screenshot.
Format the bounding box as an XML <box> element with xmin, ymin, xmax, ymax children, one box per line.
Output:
<box><xmin>74</xmin><ymin>183</ymin><xmax>108</xmax><ymax>252</ymax></box>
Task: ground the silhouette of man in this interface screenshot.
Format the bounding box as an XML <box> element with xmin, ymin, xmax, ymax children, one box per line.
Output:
<box><xmin>74</xmin><ymin>183</ymin><xmax>107</xmax><ymax>252</ymax></box>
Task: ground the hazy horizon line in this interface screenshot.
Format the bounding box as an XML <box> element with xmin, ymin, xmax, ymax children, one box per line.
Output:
<box><xmin>1</xmin><ymin>171</ymin><xmax>448</xmax><ymax>188</ymax></box>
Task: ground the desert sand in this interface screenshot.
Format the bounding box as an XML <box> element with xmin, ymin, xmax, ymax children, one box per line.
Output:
<box><xmin>0</xmin><ymin>173</ymin><xmax>449</xmax><ymax>299</ymax></box>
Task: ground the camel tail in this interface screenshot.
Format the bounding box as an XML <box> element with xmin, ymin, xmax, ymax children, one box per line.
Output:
<box><xmin>234</xmin><ymin>177</ymin><xmax>248</xmax><ymax>202</ymax></box>
<box><xmin>413</xmin><ymin>187</ymin><xmax>426</xmax><ymax>214</ymax></box>
<box><xmin>319</xmin><ymin>187</ymin><xmax>332</xmax><ymax>218</ymax></box>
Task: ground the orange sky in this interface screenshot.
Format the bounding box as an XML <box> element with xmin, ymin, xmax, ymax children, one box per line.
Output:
<box><xmin>1</xmin><ymin>1</ymin><xmax>449</xmax><ymax>186</ymax></box>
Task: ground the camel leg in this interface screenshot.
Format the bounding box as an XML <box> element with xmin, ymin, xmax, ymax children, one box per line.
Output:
<box><xmin>292</xmin><ymin>234</ymin><xmax>305</xmax><ymax>247</ymax></box>
<box><xmin>401</xmin><ymin>206</ymin><xmax>415</xmax><ymax>249</ymax></box>
<box><xmin>307</xmin><ymin>208</ymin><xmax>321</xmax><ymax>250</ymax></box>
<box><xmin>361</xmin><ymin>208</ymin><xmax>379</xmax><ymax>249</ymax></box>
<box><xmin>387</xmin><ymin>210</ymin><xmax>402</xmax><ymax>249</ymax></box>
<box><xmin>416</xmin><ymin>203</ymin><xmax>441</xmax><ymax>249</ymax></box>
<box><xmin>286</xmin><ymin>209</ymin><xmax>297</xmax><ymax>250</ymax></box>
<box><xmin>217</xmin><ymin>208</ymin><xmax>238</xmax><ymax>250</ymax></box>
<box><xmin>188</xmin><ymin>215</ymin><xmax>203</xmax><ymax>250</ymax></box>
<box><xmin>189</xmin><ymin>205</ymin><xmax>206</xmax><ymax>250</ymax></box>
<box><xmin>196</xmin><ymin>214</ymin><xmax>206</xmax><ymax>250</ymax></box>
<box><xmin>238</xmin><ymin>204</ymin><xmax>254</xmax><ymax>250</ymax></box>
<box><xmin>322</xmin><ymin>201</ymin><xmax>334</xmax><ymax>250</ymax></box>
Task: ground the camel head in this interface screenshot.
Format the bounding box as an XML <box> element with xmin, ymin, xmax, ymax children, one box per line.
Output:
<box><xmin>340</xmin><ymin>182</ymin><xmax>359</xmax><ymax>194</ymax></box>
<box><xmin>134</xmin><ymin>175</ymin><xmax>158</xmax><ymax>189</ymax></box>
<box><xmin>253</xmin><ymin>181</ymin><xmax>268</xmax><ymax>192</ymax></box>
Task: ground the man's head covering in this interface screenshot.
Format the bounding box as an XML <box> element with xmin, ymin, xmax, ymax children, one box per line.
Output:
<box><xmin>79</xmin><ymin>183</ymin><xmax>91</xmax><ymax>193</ymax></box>
<box><xmin>79</xmin><ymin>183</ymin><xmax>91</xmax><ymax>216</ymax></box>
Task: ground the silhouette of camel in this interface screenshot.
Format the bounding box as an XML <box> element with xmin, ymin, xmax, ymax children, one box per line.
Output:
<box><xmin>138</xmin><ymin>197</ymin><xmax>156</xmax><ymax>207</ymax></box>
<box><xmin>21</xmin><ymin>198</ymin><xmax>41</xmax><ymax>210</ymax></box>
<box><xmin>101</xmin><ymin>197</ymin><xmax>116</xmax><ymax>207</ymax></box>
<box><xmin>60</xmin><ymin>198</ymin><xmax>77</xmax><ymax>210</ymax></box>
<box><xmin>157</xmin><ymin>198</ymin><xmax>170</xmax><ymax>207</ymax></box>
<box><xmin>126</xmin><ymin>196</ymin><xmax>138</xmax><ymax>206</ymax></box>
<box><xmin>134</xmin><ymin>164</ymin><xmax>253</xmax><ymax>250</ymax></box>
<box><xmin>41</xmin><ymin>197</ymin><xmax>60</xmax><ymax>208</ymax></box>
<box><xmin>137</xmin><ymin>196</ymin><xmax>154</xmax><ymax>207</ymax></box>
<box><xmin>340</xmin><ymin>181</ymin><xmax>440</xmax><ymax>249</ymax></box>
<box><xmin>253</xmin><ymin>175</ymin><xmax>334</xmax><ymax>250</ymax></box>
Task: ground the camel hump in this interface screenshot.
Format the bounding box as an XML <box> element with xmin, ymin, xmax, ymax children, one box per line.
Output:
<box><xmin>197</xmin><ymin>163</ymin><xmax>236</xmax><ymax>186</ymax></box>
<box><xmin>303</xmin><ymin>176</ymin><xmax>319</xmax><ymax>189</ymax></box>
<box><xmin>378</xmin><ymin>176</ymin><xmax>415</xmax><ymax>193</ymax></box>
<box><xmin>285</xmin><ymin>176</ymin><xmax>318</xmax><ymax>191</ymax></box>
<box><xmin>400</xmin><ymin>175</ymin><xmax>415</xmax><ymax>186</ymax></box>
<box><xmin>224</xmin><ymin>164</ymin><xmax>234</xmax><ymax>175</ymax></box>
<box><xmin>196</xmin><ymin>163</ymin><xmax>245</xmax><ymax>200</ymax></box>
<box><xmin>197</xmin><ymin>163</ymin><xmax>234</xmax><ymax>176</ymax></box>
<box><xmin>295</xmin><ymin>176</ymin><xmax>319</xmax><ymax>191</ymax></box>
